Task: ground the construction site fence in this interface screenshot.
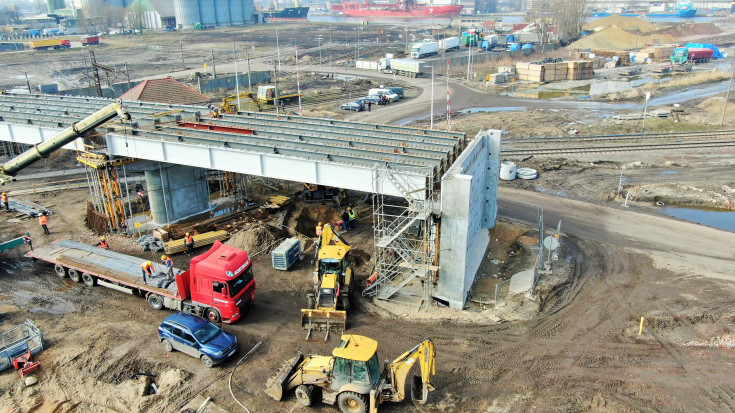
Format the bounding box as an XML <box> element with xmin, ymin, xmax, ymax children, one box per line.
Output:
<box><xmin>198</xmin><ymin>71</ymin><xmax>271</xmax><ymax>94</ymax></box>
<box><xmin>86</xmin><ymin>201</ymin><xmax>109</xmax><ymax>235</ymax></box>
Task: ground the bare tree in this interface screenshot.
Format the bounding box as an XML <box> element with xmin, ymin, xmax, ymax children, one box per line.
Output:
<box><xmin>125</xmin><ymin>3</ymin><xmax>145</xmax><ymax>34</ymax></box>
<box><xmin>552</xmin><ymin>0</ymin><xmax>588</xmax><ymax>45</ymax></box>
<box><xmin>527</xmin><ymin>1</ymin><xmax>552</xmax><ymax>51</ymax></box>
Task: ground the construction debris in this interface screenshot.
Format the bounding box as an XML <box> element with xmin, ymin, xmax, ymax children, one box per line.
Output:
<box><xmin>138</xmin><ymin>234</ymin><xmax>165</xmax><ymax>252</ymax></box>
<box><xmin>8</xmin><ymin>198</ymin><xmax>50</xmax><ymax>218</ymax></box>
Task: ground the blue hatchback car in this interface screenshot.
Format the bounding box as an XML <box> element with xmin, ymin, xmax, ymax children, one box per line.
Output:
<box><xmin>158</xmin><ymin>312</ymin><xmax>238</xmax><ymax>367</ymax></box>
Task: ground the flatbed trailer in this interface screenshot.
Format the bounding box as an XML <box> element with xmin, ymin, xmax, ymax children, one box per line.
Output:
<box><xmin>27</xmin><ymin>239</ymin><xmax>256</xmax><ymax>323</ymax></box>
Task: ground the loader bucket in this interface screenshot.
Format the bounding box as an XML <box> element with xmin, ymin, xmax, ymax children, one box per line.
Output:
<box><xmin>264</xmin><ymin>353</ymin><xmax>303</xmax><ymax>401</ymax></box>
<box><xmin>301</xmin><ymin>308</ymin><xmax>347</xmax><ymax>336</ymax></box>
<box><xmin>410</xmin><ymin>374</ymin><xmax>434</xmax><ymax>405</ymax></box>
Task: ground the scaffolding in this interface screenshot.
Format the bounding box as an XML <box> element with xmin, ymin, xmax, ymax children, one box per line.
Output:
<box><xmin>77</xmin><ymin>153</ymin><xmax>137</xmax><ymax>234</ymax></box>
<box><xmin>364</xmin><ymin>163</ymin><xmax>439</xmax><ymax>307</ymax></box>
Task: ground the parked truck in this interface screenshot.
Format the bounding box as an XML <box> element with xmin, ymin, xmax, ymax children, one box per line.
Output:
<box><xmin>438</xmin><ymin>37</ymin><xmax>460</xmax><ymax>51</ymax></box>
<box><xmin>461</xmin><ymin>33</ymin><xmax>478</xmax><ymax>47</ymax></box>
<box><xmin>377</xmin><ymin>58</ymin><xmax>423</xmax><ymax>77</ymax></box>
<box><xmin>29</xmin><ymin>39</ymin><xmax>70</xmax><ymax>50</ymax></box>
<box><xmin>670</xmin><ymin>47</ymin><xmax>713</xmax><ymax>64</ymax></box>
<box><xmin>410</xmin><ymin>41</ymin><xmax>439</xmax><ymax>59</ymax></box>
<box><xmin>80</xmin><ymin>36</ymin><xmax>100</xmax><ymax>46</ymax></box>
<box><xmin>28</xmin><ymin>240</ymin><xmax>256</xmax><ymax>323</ymax></box>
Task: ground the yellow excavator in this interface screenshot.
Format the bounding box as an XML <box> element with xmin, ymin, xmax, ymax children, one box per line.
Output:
<box><xmin>265</xmin><ymin>335</ymin><xmax>436</xmax><ymax>413</ymax></box>
<box><xmin>219</xmin><ymin>91</ymin><xmax>261</xmax><ymax>113</ymax></box>
<box><xmin>301</xmin><ymin>223</ymin><xmax>352</xmax><ymax>340</ymax></box>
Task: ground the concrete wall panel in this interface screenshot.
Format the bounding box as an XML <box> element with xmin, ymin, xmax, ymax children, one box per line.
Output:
<box><xmin>146</xmin><ymin>164</ymin><xmax>209</xmax><ymax>224</ymax></box>
<box><xmin>436</xmin><ymin>129</ymin><xmax>501</xmax><ymax>309</ymax></box>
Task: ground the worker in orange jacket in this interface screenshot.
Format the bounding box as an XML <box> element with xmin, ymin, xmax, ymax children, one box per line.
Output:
<box><xmin>141</xmin><ymin>261</ymin><xmax>154</xmax><ymax>284</ymax></box>
<box><xmin>161</xmin><ymin>255</ymin><xmax>174</xmax><ymax>281</ymax></box>
<box><xmin>98</xmin><ymin>236</ymin><xmax>109</xmax><ymax>250</ymax></box>
<box><xmin>38</xmin><ymin>212</ymin><xmax>49</xmax><ymax>235</ymax></box>
<box><xmin>2</xmin><ymin>192</ymin><xmax>9</xmax><ymax>213</ymax></box>
<box><xmin>316</xmin><ymin>222</ymin><xmax>323</xmax><ymax>237</ymax></box>
<box><xmin>184</xmin><ymin>232</ymin><xmax>194</xmax><ymax>255</ymax></box>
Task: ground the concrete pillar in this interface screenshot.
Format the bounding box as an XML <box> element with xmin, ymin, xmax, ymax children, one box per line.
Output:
<box><xmin>145</xmin><ymin>164</ymin><xmax>209</xmax><ymax>224</ymax></box>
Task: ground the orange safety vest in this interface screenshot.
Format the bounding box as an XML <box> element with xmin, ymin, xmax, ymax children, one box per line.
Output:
<box><xmin>316</xmin><ymin>225</ymin><xmax>323</xmax><ymax>236</ymax></box>
<box><xmin>38</xmin><ymin>215</ymin><xmax>47</xmax><ymax>225</ymax></box>
<box><xmin>163</xmin><ymin>258</ymin><xmax>173</xmax><ymax>267</ymax></box>
<box><xmin>99</xmin><ymin>239</ymin><xmax>109</xmax><ymax>249</ymax></box>
<box><xmin>185</xmin><ymin>235</ymin><xmax>194</xmax><ymax>244</ymax></box>
<box><xmin>1</xmin><ymin>194</ymin><xmax>7</xmax><ymax>203</ymax></box>
<box><xmin>141</xmin><ymin>262</ymin><xmax>153</xmax><ymax>273</ymax></box>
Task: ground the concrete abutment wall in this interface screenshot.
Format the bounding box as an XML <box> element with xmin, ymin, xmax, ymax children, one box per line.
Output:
<box><xmin>145</xmin><ymin>164</ymin><xmax>209</xmax><ymax>224</ymax></box>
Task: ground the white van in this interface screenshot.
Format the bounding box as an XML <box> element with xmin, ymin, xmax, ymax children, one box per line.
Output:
<box><xmin>368</xmin><ymin>88</ymin><xmax>400</xmax><ymax>101</ymax></box>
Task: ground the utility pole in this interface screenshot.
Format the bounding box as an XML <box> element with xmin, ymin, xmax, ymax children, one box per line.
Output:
<box><xmin>721</xmin><ymin>60</ymin><xmax>735</xmax><ymax>126</ymax></box>
<box><xmin>274</xmin><ymin>58</ymin><xmax>280</xmax><ymax>116</ymax></box>
<box><xmin>245</xmin><ymin>44</ymin><xmax>252</xmax><ymax>92</ymax></box>
<box><xmin>234</xmin><ymin>41</ymin><xmax>240</xmax><ymax>112</ymax></box>
<box><xmin>24</xmin><ymin>72</ymin><xmax>31</xmax><ymax>93</ymax></box>
<box><xmin>276</xmin><ymin>27</ymin><xmax>281</xmax><ymax>72</ymax></box>
<box><xmin>179</xmin><ymin>36</ymin><xmax>186</xmax><ymax>68</ymax></box>
<box><xmin>124</xmin><ymin>62</ymin><xmax>131</xmax><ymax>91</ymax></box>
<box><xmin>211</xmin><ymin>49</ymin><xmax>217</xmax><ymax>79</ymax></box>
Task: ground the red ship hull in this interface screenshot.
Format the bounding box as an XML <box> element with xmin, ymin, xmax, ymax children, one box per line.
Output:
<box><xmin>341</xmin><ymin>2</ymin><xmax>463</xmax><ymax>17</ymax></box>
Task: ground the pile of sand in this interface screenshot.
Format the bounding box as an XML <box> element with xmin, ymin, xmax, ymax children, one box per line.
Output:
<box><xmin>653</xmin><ymin>22</ymin><xmax>722</xmax><ymax>39</ymax></box>
<box><xmin>226</xmin><ymin>223</ymin><xmax>291</xmax><ymax>256</ymax></box>
<box><xmin>584</xmin><ymin>14</ymin><xmax>661</xmax><ymax>34</ymax></box>
<box><xmin>569</xmin><ymin>26</ymin><xmax>676</xmax><ymax>51</ymax></box>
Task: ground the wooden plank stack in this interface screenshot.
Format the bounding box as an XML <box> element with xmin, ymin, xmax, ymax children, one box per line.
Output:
<box><xmin>515</xmin><ymin>62</ymin><xmax>544</xmax><ymax>82</ymax></box>
<box><xmin>566</xmin><ymin>60</ymin><xmax>594</xmax><ymax>80</ymax></box>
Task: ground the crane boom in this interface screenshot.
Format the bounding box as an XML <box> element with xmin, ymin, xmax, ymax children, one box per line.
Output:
<box><xmin>0</xmin><ymin>99</ymin><xmax>130</xmax><ymax>184</ymax></box>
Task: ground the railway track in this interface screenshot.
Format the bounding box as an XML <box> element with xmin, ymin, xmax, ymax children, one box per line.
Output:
<box><xmin>502</xmin><ymin>139</ymin><xmax>735</xmax><ymax>156</ymax></box>
<box><xmin>503</xmin><ymin>129</ymin><xmax>735</xmax><ymax>146</ymax></box>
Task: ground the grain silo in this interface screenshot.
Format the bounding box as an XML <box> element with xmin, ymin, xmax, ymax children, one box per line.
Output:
<box><xmin>242</xmin><ymin>0</ymin><xmax>255</xmax><ymax>23</ymax></box>
<box><xmin>229</xmin><ymin>0</ymin><xmax>244</xmax><ymax>25</ymax></box>
<box><xmin>174</xmin><ymin>0</ymin><xmax>201</xmax><ymax>29</ymax></box>
<box><xmin>199</xmin><ymin>0</ymin><xmax>216</xmax><ymax>27</ymax></box>
<box><xmin>214</xmin><ymin>0</ymin><xmax>230</xmax><ymax>25</ymax></box>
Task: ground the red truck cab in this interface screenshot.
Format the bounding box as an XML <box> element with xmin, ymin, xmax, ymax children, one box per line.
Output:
<box><xmin>80</xmin><ymin>36</ymin><xmax>100</xmax><ymax>46</ymax></box>
<box><xmin>177</xmin><ymin>241</ymin><xmax>256</xmax><ymax>323</ymax></box>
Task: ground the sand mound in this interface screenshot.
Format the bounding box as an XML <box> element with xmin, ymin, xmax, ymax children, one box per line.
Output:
<box><xmin>697</xmin><ymin>96</ymin><xmax>725</xmax><ymax>109</ymax></box>
<box><xmin>569</xmin><ymin>26</ymin><xmax>676</xmax><ymax>51</ymax></box>
<box><xmin>226</xmin><ymin>223</ymin><xmax>290</xmax><ymax>256</ymax></box>
<box><xmin>653</xmin><ymin>22</ymin><xmax>722</xmax><ymax>39</ymax></box>
<box><xmin>584</xmin><ymin>14</ymin><xmax>661</xmax><ymax>34</ymax></box>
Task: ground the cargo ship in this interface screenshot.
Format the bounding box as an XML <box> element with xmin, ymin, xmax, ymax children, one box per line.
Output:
<box><xmin>262</xmin><ymin>6</ymin><xmax>309</xmax><ymax>22</ymax></box>
<box><xmin>338</xmin><ymin>0</ymin><xmax>463</xmax><ymax>18</ymax></box>
<box><xmin>590</xmin><ymin>1</ymin><xmax>697</xmax><ymax>18</ymax></box>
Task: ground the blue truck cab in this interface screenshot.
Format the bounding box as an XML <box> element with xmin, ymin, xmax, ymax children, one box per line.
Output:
<box><xmin>158</xmin><ymin>312</ymin><xmax>238</xmax><ymax>367</ymax></box>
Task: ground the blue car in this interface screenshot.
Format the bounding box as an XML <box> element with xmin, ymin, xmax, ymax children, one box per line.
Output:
<box><xmin>358</xmin><ymin>95</ymin><xmax>381</xmax><ymax>104</ymax></box>
<box><xmin>158</xmin><ymin>312</ymin><xmax>238</xmax><ymax>367</ymax></box>
<box><xmin>340</xmin><ymin>101</ymin><xmax>365</xmax><ymax>111</ymax></box>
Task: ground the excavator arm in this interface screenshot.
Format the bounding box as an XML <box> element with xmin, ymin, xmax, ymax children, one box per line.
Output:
<box><xmin>371</xmin><ymin>338</ymin><xmax>436</xmax><ymax>412</ymax></box>
<box><xmin>0</xmin><ymin>99</ymin><xmax>130</xmax><ymax>185</ymax></box>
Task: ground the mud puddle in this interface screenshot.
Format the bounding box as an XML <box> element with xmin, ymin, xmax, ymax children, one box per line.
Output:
<box><xmin>660</xmin><ymin>206</ymin><xmax>735</xmax><ymax>232</ymax></box>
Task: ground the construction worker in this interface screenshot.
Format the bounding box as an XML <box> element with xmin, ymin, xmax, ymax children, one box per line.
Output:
<box><xmin>98</xmin><ymin>236</ymin><xmax>109</xmax><ymax>250</ymax></box>
<box><xmin>341</xmin><ymin>210</ymin><xmax>350</xmax><ymax>231</ymax></box>
<box><xmin>184</xmin><ymin>232</ymin><xmax>194</xmax><ymax>255</ymax></box>
<box><xmin>2</xmin><ymin>192</ymin><xmax>8</xmax><ymax>212</ymax></box>
<box><xmin>141</xmin><ymin>261</ymin><xmax>154</xmax><ymax>284</ymax></box>
<box><xmin>347</xmin><ymin>207</ymin><xmax>357</xmax><ymax>230</ymax></box>
<box><xmin>38</xmin><ymin>212</ymin><xmax>50</xmax><ymax>235</ymax></box>
<box><xmin>315</xmin><ymin>222</ymin><xmax>323</xmax><ymax>237</ymax></box>
<box><xmin>161</xmin><ymin>255</ymin><xmax>174</xmax><ymax>281</ymax></box>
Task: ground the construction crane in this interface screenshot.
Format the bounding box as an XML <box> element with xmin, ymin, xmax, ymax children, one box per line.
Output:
<box><xmin>0</xmin><ymin>99</ymin><xmax>131</xmax><ymax>185</ymax></box>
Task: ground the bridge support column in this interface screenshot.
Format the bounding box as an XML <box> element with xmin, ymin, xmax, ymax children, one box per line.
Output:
<box><xmin>145</xmin><ymin>164</ymin><xmax>209</xmax><ymax>224</ymax></box>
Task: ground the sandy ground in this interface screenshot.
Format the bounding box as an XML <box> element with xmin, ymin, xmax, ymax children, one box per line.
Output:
<box><xmin>2</xmin><ymin>20</ymin><xmax>735</xmax><ymax>413</ymax></box>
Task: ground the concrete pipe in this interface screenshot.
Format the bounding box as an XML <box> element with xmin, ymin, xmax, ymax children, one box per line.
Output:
<box><xmin>499</xmin><ymin>161</ymin><xmax>517</xmax><ymax>180</ymax></box>
<box><xmin>517</xmin><ymin>168</ymin><xmax>538</xmax><ymax>180</ymax></box>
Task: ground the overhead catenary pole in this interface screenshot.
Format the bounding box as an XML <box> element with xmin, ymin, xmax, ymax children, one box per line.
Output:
<box><xmin>124</xmin><ymin>62</ymin><xmax>131</xmax><ymax>91</ymax></box>
<box><xmin>233</xmin><ymin>41</ymin><xmax>241</xmax><ymax>111</ymax></box>
<box><xmin>276</xmin><ymin>27</ymin><xmax>281</xmax><ymax>72</ymax></box>
<box><xmin>295</xmin><ymin>46</ymin><xmax>302</xmax><ymax>116</ymax></box>
<box><xmin>245</xmin><ymin>44</ymin><xmax>252</xmax><ymax>92</ymax></box>
<box><xmin>211</xmin><ymin>49</ymin><xmax>217</xmax><ymax>79</ymax></box>
<box><xmin>446</xmin><ymin>58</ymin><xmax>451</xmax><ymax>131</ymax></box>
<box><xmin>721</xmin><ymin>60</ymin><xmax>735</xmax><ymax>126</ymax></box>
<box><xmin>24</xmin><ymin>72</ymin><xmax>31</xmax><ymax>93</ymax></box>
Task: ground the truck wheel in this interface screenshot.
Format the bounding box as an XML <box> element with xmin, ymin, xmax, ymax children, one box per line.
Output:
<box><xmin>337</xmin><ymin>391</ymin><xmax>367</xmax><ymax>413</ymax></box>
<box><xmin>307</xmin><ymin>295</ymin><xmax>316</xmax><ymax>309</ymax></box>
<box><xmin>147</xmin><ymin>294</ymin><xmax>163</xmax><ymax>310</ymax></box>
<box><xmin>341</xmin><ymin>295</ymin><xmax>351</xmax><ymax>312</ymax></box>
<box><xmin>205</xmin><ymin>308</ymin><xmax>221</xmax><ymax>323</ymax></box>
<box><xmin>68</xmin><ymin>269</ymin><xmax>81</xmax><ymax>283</ymax></box>
<box><xmin>161</xmin><ymin>339</ymin><xmax>173</xmax><ymax>352</ymax></box>
<box><xmin>201</xmin><ymin>355</ymin><xmax>214</xmax><ymax>368</ymax></box>
<box><xmin>82</xmin><ymin>273</ymin><xmax>96</xmax><ymax>287</ymax></box>
<box><xmin>54</xmin><ymin>264</ymin><xmax>67</xmax><ymax>278</ymax></box>
<box><xmin>295</xmin><ymin>385</ymin><xmax>314</xmax><ymax>407</ymax></box>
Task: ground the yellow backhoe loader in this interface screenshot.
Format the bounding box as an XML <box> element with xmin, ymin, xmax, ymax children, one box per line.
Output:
<box><xmin>264</xmin><ymin>334</ymin><xmax>436</xmax><ymax>413</ymax></box>
<box><xmin>219</xmin><ymin>91</ymin><xmax>261</xmax><ymax>113</ymax></box>
<box><xmin>301</xmin><ymin>223</ymin><xmax>352</xmax><ymax>340</ymax></box>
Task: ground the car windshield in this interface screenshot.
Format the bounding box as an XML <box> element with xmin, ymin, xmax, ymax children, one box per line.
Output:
<box><xmin>193</xmin><ymin>322</ymin><xmax>222</xmax><ymax>343</ymax></box>
<box><xmin>227</xmin><ymin>266</ymin><xmax>253</xmax><ymax>298</ymax></box>
<box><xmin>319</xmin><ymin>259</ymin><xmax>341</xmax><ymax>274</ymax></box>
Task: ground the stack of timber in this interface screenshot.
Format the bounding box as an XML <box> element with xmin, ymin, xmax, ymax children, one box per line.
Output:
<box><xmin>566</xmin><ymin>60</ymin><xmax>594</xmax><ymax>80</ymax></box>
<box><xmin>164</xmin><ymin>230</ymin><xmax>229</xmax><ymax>254</ymax></box>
